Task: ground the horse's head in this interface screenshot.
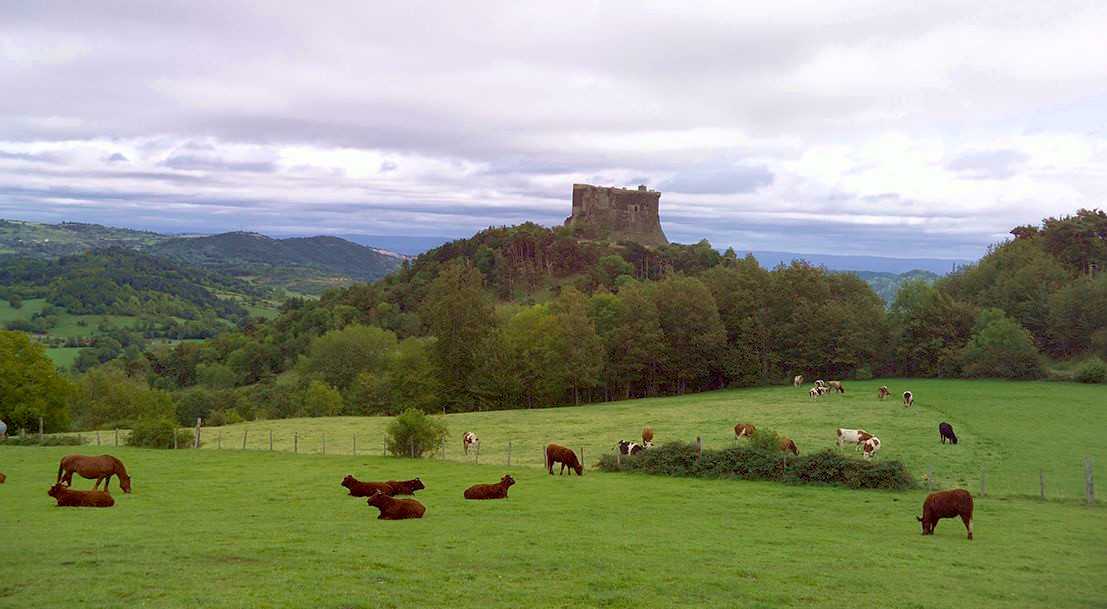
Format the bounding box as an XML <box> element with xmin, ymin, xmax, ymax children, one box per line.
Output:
<box><xmin>120</xmin><ymin>475</ymin><xmax>132</xmax><ymax>493</ymax></box>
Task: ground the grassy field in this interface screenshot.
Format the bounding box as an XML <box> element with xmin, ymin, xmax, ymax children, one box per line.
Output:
<box><xmin>187</xmin><ymin>379</ymin><xmax>1106</xmax><ymax>501</ymax></box>
<box><xmin>3</xmin><ymin>379</ymin><xmax>1104</xmax><ymax>608</ymax></box>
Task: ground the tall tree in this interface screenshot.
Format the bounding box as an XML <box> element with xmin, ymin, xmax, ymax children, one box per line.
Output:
<box><xmin>609</xmin><ymin>281</ymin><xmax>665</xmax><ymax>398</ymax></box>
<box><xmin>655</xmin><ymin>275</ymin><xmax>727</xmax><ymax>393</ymax></box>
<box><xmin>419</xmin><ymin>260</ymin><xmax>497</xmax><ymax>411</ymax></box>
<box><xmin>550</xmin><ymin>287</ymin><xmax>603</xmax><ymax>405</ymax></box>
<box><xmin>0</xmin><ymin>330</ymin><xmax>72</xmax><ymax>432</ymax></box>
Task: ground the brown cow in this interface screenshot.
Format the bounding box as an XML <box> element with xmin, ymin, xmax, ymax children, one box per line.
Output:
<box><xmin>734</xmin><ymin>423</ymin><xmax>756</xmax><ymax>440</ymax></box>
<box><xmin>384</xmin><ymin>478</ymin><xmax>425</xmax><ymax>495</ymax></box>
<box><xmin>642</xmin><ymin>427</ymin><xmax>654</xmax><ymax>447</ymax></box>
<box><xmin>778</xmin><ymin>436</ymin><xmax>799</xmax><ymax>455</ymax></box>
<box><xmin>341</xmin><ymin>475</ymin><xmax>394</xmax><ymax>497</ymax></box>
<box><xmin>918</xmin><ymin>489</ymin><xmax>973</xmax><ymax>540</ymax></box>
<box><xmin>47</xmin><ymin>483</ymin><xmax>114</xmax><ymax>507</ymax></box>
<box><xmin>545</xmin><ymin>444</ymin><xmax>583</xmax><ymax>476</ymax></box>
<box><xmin>827</xmin><ymin>380</ymin><xmax>844</xmax><ymax>394</ymax></box>
<box><xmin>464</xmin><ymin>475</ymin><xmax>516</xmax><ymax>500</ymax></box>
<box><xmin>366</xmin><ymin>491</ymin><xmax>425</xmax><ymax>520</ymax></box>
<box><xmin>0</xmin><ymin>472</ymin><xmax>6</xmax><ymax>484</ymax></box>
<box><xmin>878</xmin><ymin>386</ymin><xmax>890</xmax><ymax>400</ymax></box>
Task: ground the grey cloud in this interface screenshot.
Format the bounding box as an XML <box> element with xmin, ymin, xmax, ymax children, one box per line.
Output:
<box><xmin>657</xmin><ymin>165</ymin><xmax>774</xmax><ymax>194</ymax></box>
<box><xmin>105</xmin><ymin>152</ymin><xmax>129</xmax><ymax>162</ymax></box>
<box><xmin>162</xmin><ymin>154</ymin><xmax>276</xmax><ymax>173</ymax></box>
<box><xmin>946</xmin><ymin>150</ymin><xmax>1029</xmax><ymax>180</ymax></box>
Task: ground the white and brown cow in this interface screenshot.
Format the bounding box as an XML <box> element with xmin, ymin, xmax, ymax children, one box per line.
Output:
<box><xmin>793</xmin><ymin>375</ymin><xmax>804</xmax><ymax>387</ymax></box>
<box><xmin>878</xmin><ymin>386</ymin><xmax>890</xmax><ymax>400</ymax></box>
<box><xmin>861</xmin><ymin>437</ymin><xmax>882</xmax><ymax>460</ymax></box>
<box><xmin>734</xmin><ymin>423</ymin><xmax>756</xmax><ymax>440</ymax></box>
<box><xmin>462</xmin><ymin>431</ymin><xmax>479</xmax><ymax>455</ymax></box>
<box><xmin>836</xmin><ymin>428</ymin><xmax>873</xmax><ymax>449</ymax></box>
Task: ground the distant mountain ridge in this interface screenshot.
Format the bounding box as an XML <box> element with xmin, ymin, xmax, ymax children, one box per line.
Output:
<box><xmin>0</xmin><ymin>220</ymin><xmax>406</xmax><ymax>294</ymax></box>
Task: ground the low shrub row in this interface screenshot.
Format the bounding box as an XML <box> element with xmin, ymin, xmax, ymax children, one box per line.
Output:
<box><xmin>595</xmin><ymin>441</ymin><xmax>918</xmax><ymax>490</ymax></box>
<box><xmin>0</xmin><ymin>434</ymin><xmax>84</xmax><ymax>446</ymax></box>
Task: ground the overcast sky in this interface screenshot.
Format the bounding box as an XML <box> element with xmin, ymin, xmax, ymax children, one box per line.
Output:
<box><xmin>2</xmin><ymin>1</ymin><xmax>1106</xmax><ymax>259</ymax></box>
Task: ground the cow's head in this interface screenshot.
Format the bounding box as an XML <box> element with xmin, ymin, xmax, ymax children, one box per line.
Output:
<box><xmin>410</xmin><ymin>478</ymin><xmax>425</xmax><ymax>491</ymax></box>
<box><xmin>917</xmin><ymin>515</ymin><xmax>934</xmax><ymax>535</ymax></box>
<box><xmin>366</xmin><ymin>491</ymin><xmax>387</xmax><ymax>507</ymax></box>
<box><xmin>501</xmin><ymin>475</ymin><xmax>516</xmax><ymax>487</ymax></box>
<box><xmin>573</xmin><ymin>463</ymin><xmax>583</xmax><ymax>476</ymax></box>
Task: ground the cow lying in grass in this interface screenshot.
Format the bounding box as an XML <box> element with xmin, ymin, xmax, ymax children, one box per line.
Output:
<box><xmin>366</xmin><ymin>490</ymin><xmax>426</xmax><ymax>520</ymax></box>
<box><xmin>341</xmin><ymin>475</ymin><xmax>394</xmax><ymax>497</ymax></box>
<box><xmin>47</xmin><ymin>483</ymin><xmax>114</xmax><ymax>507</ymax></box>
<box><xmin>463</xmin><ymin>475</ymin><xmax>516</xmax><ymax>500</ymax></box>
<box><xmin>918</xmin><ymin>488</ymin><xmax>973</xmax><ymax>540</ymax></box>
<box><xmin>0</xmin><ymin>472</ymin><xmax>5</xmax><ymax>484</ymax></box>
<box><xmin>384</xmin><ymin>478</ymin><xmax>425</xmax><ymax>495</ymax></box>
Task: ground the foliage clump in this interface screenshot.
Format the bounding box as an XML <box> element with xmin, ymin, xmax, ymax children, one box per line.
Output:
<box><xmin>597</xmin><ymin>441</ymin><xmax>917</xmax><ymax>490</ymax></box>
<box><xmin>1073</xmin><ymin>357</ymin><xmax>1107</xmax><ymax>384</ymax></box>
<box><xmin>128</xmin><ymin>417</ymin><xmax>194</xmax><ymax>449</ymax></box>
<box><xmin>385</xmin><ymin>408</ymin><xmax>448</xmax><ymax>458</ymax></box>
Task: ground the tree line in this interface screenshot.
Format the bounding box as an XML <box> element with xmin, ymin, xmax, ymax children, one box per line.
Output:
<box><xmin>2</xmin><ymin>209</ymin><xmax>1105</xmax><ymax>433</ymax></box>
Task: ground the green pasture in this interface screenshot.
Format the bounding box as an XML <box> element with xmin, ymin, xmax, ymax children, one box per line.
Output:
<box><xmin>0</xmin><ymin>298</ymin><xmax>139</xmax><ymax>336</ymax></box>
<box><xmin>192</xmin><ymin>379</ymin><xmax>1106</xmax><ymax>501</ymax></box>
<box><xmin>1</xmin><ymin>444</ymin><xmax>1103</xmax><ymax>609</ymax></box>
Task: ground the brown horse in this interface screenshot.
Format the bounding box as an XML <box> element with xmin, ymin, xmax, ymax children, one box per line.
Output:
<box><xmin>57</xmin><ymin>454</ymin><xmax>131</xmax><ymax>493</ymax></box>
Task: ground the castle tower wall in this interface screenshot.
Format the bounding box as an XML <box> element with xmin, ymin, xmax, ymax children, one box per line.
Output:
<box><xmin>564</xmin><ymin>183</ymin><xmax>669</xmax><ymax>247</ymax></box>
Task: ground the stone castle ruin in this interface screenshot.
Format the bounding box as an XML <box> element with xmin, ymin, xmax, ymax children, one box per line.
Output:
<box><xmin>563</xmin><ymin>183</ymin><xmax>669</xmax><ymax>247</ymax></box>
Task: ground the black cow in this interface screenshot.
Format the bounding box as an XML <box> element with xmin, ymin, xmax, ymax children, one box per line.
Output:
<box><xmin>939</xmin><ymin>422</ymin><xmax>958</xmax><ymax>445</ymax></box>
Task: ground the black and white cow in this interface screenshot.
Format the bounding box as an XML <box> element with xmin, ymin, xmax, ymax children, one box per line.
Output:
<box><xmin>615</xmin><ymin>440</ymin><xmax>645</xmax><ymax>455</ymax></box>
<box><xmin>903</xmin><ymin>391</ymin><xmax>914</xmax><ymax>407</ymax></box>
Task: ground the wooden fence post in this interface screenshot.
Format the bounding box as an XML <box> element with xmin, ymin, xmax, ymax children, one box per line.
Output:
<box><xmin>322</xmin><ymin>432</ymin><xmax>326</xmax><ymax>455</ymax></box>
<box><xmin>269</xmin><ymin>430</ymin><xmax>273</xmax><ymax>451</ymax></box>
<box><xmin>194</xmin><ymin>418</ymin><xmax>201</xmax><ymax>449</ymax></box>
<box><xmin>507</xmin><ymin>441</ymin><xmax>512</xmax><ymax>466</ymax></box>
<box><xmin>115</xmin><ymin>428</ymin><xmax>119</xmax><ymax>446</ymax></box>
<box><xmin>616</xmin><ymin>449</ymin><xmax>622</xmax><ymax>469</ymax></box>
<box><xmin>242</xmin><ymin>429</ymin><xmax>248</xmax><ymax>450</ymax></box>
<box><xmin>475</xmin><ymin>442</ymin><xmax>480</xmax><ymax>465</ymax></box>
<box><xmin>353</xmin><ymin>433</ymin><xmax>357</xmax><ymax>457</ymax></box>
<box><xmin>440</xmin><ymin>437</ymin><xmax>445</xmax><ymax>462</ymax></box>
<box><xmin>1039</xmin><ymin>468</ymin><xmax>1045</xmax><ymax>501</ymax></box>
<box><xmin>173</xmin><ymin>430</ymin><xmax>178</xmax><ymax>450</ymax></box>
<box><xmin>409</xmin><ymin>437</ymin><xmax>414</xmax><ymax>459</ymax></box>
<box><xmin>927</xmin><ymin>463</ymin><xmax>933</xmax><ymax>492</ymax></box>
<box><xmin>383</xmin><ymin>436</ymin><xmax>387</xmax><ymax>457</ymax></box>
<box><xmin>980</xmin><ymin>466</ymin><xmax>987</xmax><ymax>497</ymax></box>
<box><xmin>695</xmin><ymin>436</ymin><xmax>702</xmax><ymax>461</ymax></box>
<box><xmin>96</xmin><ymin>431</ymin><xmax>101</xmax><ymax>446</ymax></box>
<box><xmin>39</xmin><ymin>417</ymin><xmax>43</xmax><ymax>443</ymax></box>
<box><xmin>218</xmin><ymin>430</ymin><xmax>222</xmax><ymax>449</ymax></box>
<box><xmin>1086</xmin><ymin>456</ymin><xmax>1095</xmax><ymax>506</ymax></box>
<box><xmin>294</xmin><ymin>432</ymin><xmax>298</xmax><ymax>453</ymax></box>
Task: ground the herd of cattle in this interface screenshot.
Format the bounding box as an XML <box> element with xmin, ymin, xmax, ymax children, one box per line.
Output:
<box><xmin>6</xmin><ymin>380</ymin><xmax>976</xmax><ymax>540</ymax></box>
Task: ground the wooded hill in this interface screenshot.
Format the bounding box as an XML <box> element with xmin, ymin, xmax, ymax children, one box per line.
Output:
<box><xmin>0</xmin><ymin>220</ymin><xmax>405</xmax><ymax>294</ymax></box>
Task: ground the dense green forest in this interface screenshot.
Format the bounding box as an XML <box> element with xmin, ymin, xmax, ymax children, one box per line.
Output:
<box><xmin>2</xmin><ymin>209</ymin><xmax>1105</xmax><ymax>434</ymax></box>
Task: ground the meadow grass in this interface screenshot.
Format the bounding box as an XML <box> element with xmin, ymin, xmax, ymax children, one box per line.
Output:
<box><xmin>1</xmin><ymin>444</ymin><xmax>1103</xmax><ymax>609</ymax></box>
<box><xmin>192</xmin><ymin>379</ymin><xmax>1106</xmax><ymax>501</ymax></box>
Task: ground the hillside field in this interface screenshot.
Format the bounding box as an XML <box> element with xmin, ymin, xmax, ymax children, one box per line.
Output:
<box><xmin>2</xmin><ymin>379</ymin><xmax>1104</xmax><ymax>608</ymax></box>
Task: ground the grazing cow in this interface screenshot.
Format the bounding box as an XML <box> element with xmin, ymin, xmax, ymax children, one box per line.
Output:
<box><xmin>878</xmin><ymin>386</ymin><xmax>890</xmax><ymax>400</ymax></box>
<box><xmin>778</xmin><ymin>437</ymin><xmax>799</xmax><ymax>456</ymax></box>
<box><xmin>384</xmin><ymin>478</ymin><xmax>425</xmax><ymax>496</ymax></box>
<box><xmin>903</xmin><ymin>391</ymin><xmax>914</xmax><ymax>407</ymax></box>
<box><xmin>642</xmin><ymin>427</ymin><xmax>654</xmax><ymax>447</ymax></box>
<box><xmin>366</xmin><ymin>491</ymin><xmax>425</xmax><ymax>520</ymax></box>
<box><xmin>463</xmin><ymin>475</ymin><xmax>516</xmax><ymax>500</ymax></box>
<box><xmin>734</xmin><ymin>423</ymin><xmax>756</xmax><ymax>440</ymax></box>
<box><xmin>0</xmin><ymin>472</ymin><xmax>6</xmax><ymax>484</ymax></box>
<box><xmin>836</xmin><ymin>428</ymin><xmax>873</xmax><ymax>449</ymax></box>
<box><xmin>615</xmin><ymin>440</ymin><xmax>645</xmax><ymax>455</ymax></box>
<box><xmin>793</xmin><ymin>375</ymin><xmax>804</xmax><ymax>387</ymax></box>
<box><xmin>918</xmin><ymin>489</ymin><xmax>974</xmax><ymax>540</ymax></box>
<box><xmin>827</xmin><ymin>380</ymin><xmax>844</xmax><ymax>394</ymax></box>
<box><xmin>861</xmin><ymin>437</ymin><xmax>881</xmax><ymax>460</ymax></box>
<box><xmin>815</xmin><ymin>379</ymin><xmax>827</xmax><ymax>389</ymax></box>
<box><xmin>47</xmin><ymin>483</ymin><xmax>114</xmax><ymax>507</ymax></box>
<box><xmin>939</xmin><ymin>422</ymin><xmax>958</xmax><ymax>445</ymax></box>
<box><xmin>341</xmin><ymin>475</ymin><xmax>395</xmax><ymax>497</ymax></box>
<box><xmin>809</xmin><ymin>386</ymin><xmax>829</xmax><ymax>398</ymax></box>
<box><xmin>463</xmin><ymin>431</ymin><xmax>479</xmax><ymax>455</ymax></box>
<box><xmin>545</xmin><ymin>444</ymin><xmax>583</xmax><ymax>476</ymax></box>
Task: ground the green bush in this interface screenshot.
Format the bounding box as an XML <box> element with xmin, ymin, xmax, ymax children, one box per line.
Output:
<box><xmin>128</xmin><ymin>418</ymin><xmax>195</xmax><ymax>449</ymax></box>
<box><xmin>1073</xmin><ymin>357</ymin><xmax>1107</xmax><ymax>384</ymax></box>
<box><xmin>0</xmin><ymin>433</ymin><xmax>83</xmax><ymax>446</ymax></box>
<box><xmin>385</xmin><ymin>408</ymin><xmax>448</xmax><ymax>458</ymax></box>
<box><xmin>597</xmin><ymin>443</ymin><xmax>917</xmax><ymax>490</ymax></box>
